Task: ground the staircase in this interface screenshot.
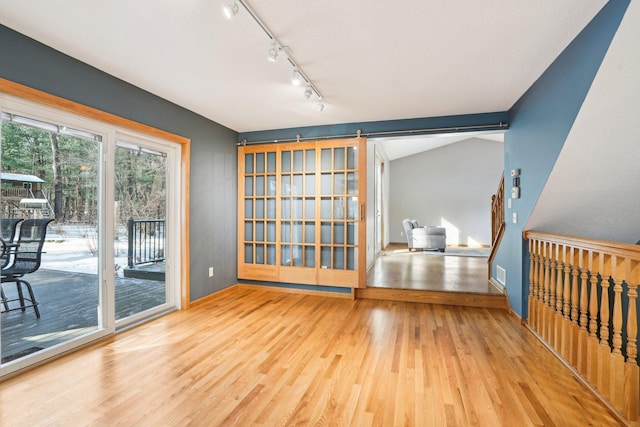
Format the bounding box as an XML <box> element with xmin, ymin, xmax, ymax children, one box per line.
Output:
<box><xmin>488</xmin><ymin>174</ymin><xmax>505</xmax><ymax>278</ymax></box>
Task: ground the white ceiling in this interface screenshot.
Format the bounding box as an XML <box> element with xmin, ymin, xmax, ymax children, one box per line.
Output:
<box><xmin>0</xmin><ymin>1</ymin><xmax>607</xmax><ymax>133</ymax></box>
<box><xmin>374</xmin><ymin>131</ymin><xmax>505</xmax><ymax>161</ymax></box>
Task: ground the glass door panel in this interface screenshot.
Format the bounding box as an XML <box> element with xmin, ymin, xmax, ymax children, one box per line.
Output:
<box><xmin>0</xmin><ymin>95</ymin><xmax>182</xmax><ymax>377</ymax></box>
<box><xmin>238</xmin><ymin>138</ymin><xmax>365</xmax><ymax>287</ymax></box>
<box><xmin>238</xmin><ymin>148</ymin><xmax>278</xmax><ymax>280</ymax></box>
<box><xmin>114</xmin><ymin>142</ymin><xmax>168</xmax><ymax>321</ymax></box>
<box><xmin>316</xmin><ymin>140</ymin><xmax>365</xmax><ymax>287</ymax></box>
<box><xmin>1</xmin><ymin>113</ymin><xmax>102</xmax><ymax>366</ymax></box>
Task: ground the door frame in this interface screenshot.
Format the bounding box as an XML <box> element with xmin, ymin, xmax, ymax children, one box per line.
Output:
<box><xmin>238</xmin><ymin>138</ymin><xmax>367</xmax><ymax>288</ymax></box>
<box><xmin>0</xmin><ymin>79</ymin><xmax>189</xmax><ymax>377</ymax></box>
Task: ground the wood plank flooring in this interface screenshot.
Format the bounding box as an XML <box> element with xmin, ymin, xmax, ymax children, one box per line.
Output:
<box><xmin>363</xmin><ymin>244</ymin><xmax>507</xmax><ymax>309</ymax></box>
<box><xmin>367</xmin><ymin>244</ymin><xmax>499</xmax><ymax>294</ymax></box>
<box><xmin>0</xmin><ymin>286</ymin><xmax>622</xmax><ymax>426</ymax></box>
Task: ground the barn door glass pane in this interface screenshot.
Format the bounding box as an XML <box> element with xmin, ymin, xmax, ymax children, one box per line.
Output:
<box><xmin>279</xmin><ymin>148</ymin><xmax>317</xmax><ymax>268</ymax></box>
<box><xmin>244</xmin><ymin>150</ymin><xmax>276</xmax><ymax>266</ymax></box>
<box><xmin>319</xmin><ymin>147</ymin><xmax>357</xmax><ymax>270</ymax></box>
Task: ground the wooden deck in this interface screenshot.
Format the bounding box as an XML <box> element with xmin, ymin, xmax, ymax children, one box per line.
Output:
<box><xmin>1</xmin><ymin>268</ymin><xmax>165</xmax><ymax>362</ymax></box>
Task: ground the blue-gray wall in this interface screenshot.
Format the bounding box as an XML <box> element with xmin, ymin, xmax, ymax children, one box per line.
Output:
<box><xmin>494</xmin><ymin>0</ymin><xmax>630</xmax><ymax>317</ymax></box>
<box><xmin>0</xmin><ymin>25</ymin><xmax>238</xmax><ymax>301</ymax></box>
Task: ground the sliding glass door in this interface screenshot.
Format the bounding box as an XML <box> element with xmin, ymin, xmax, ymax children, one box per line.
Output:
<box><xmin>0</xmin><ymin>95</ymin><xmax>181</xmax><ymax>376</ymax></box>
<box><xmin>114</xmin><ymin>139</ymin><xmax>171</xmax><ymax>325</ymax></box>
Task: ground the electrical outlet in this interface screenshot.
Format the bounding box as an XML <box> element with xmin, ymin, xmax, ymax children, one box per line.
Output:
<box><xmin>208</xmin><ymin>267</ymin><xmax>214</xmax><ymax>277</ymax></box>
<box><xmin>400</xmin><ymin>231</ymin><xmax>404</xmax><ymax>237</ymax></box>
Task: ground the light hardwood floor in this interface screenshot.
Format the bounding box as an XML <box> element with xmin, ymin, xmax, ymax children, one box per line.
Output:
<box><xmin>0</xmin><ymin>286</ymin><xmax>621</xmax><ymax>426</ymax></box>
<box><xmin>367</xmin><ymin>244</ymin><xmax>500</xmax><ymax>294</ymax></box>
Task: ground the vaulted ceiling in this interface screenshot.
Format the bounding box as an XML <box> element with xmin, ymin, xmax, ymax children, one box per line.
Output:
<box><xmin>0</xmin><ymin>1</ymin><xmax>607</xmax><ymax>133</ymax></box>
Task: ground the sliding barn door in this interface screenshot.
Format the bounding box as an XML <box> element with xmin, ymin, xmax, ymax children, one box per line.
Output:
<box><xmin>238</xmin><ymin>138</ymin><xmax>366</xmax><ymax>288</ymax></box>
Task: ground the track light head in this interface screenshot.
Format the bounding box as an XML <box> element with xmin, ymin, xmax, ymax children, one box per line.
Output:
<box><xmin>291</xmin><ymin>69</ymin><xmax>302</xmax><ymax>86</ymax></box>
<box><xmin>267</xmin><ymin>41</ymin><xmax>279</xmax><ymax>62</ymax></box>
<box><xmin>223</xmin><ymin>1</ymin><xmax>239</xmax><ymax>19</ymax></box>
<box><xmin>267</xmin><ymin>48</ymin><xmax>278</xmax><ymax>62</ymax></box>
<box><xmin>317</xmin><ymin>102</ymin><xmax>325</xmax><ymax>112</ymax></box>
<box><xmin>304</xmin><ymin>86</ymin><xmax>312</xmax><ymax>99</ymax></box>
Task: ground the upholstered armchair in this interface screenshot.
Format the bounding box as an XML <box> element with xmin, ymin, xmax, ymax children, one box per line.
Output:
<box><xmin>402</xmin><ymin>219</ymin><xmax>446</xmax><ymax>252</ymax></box>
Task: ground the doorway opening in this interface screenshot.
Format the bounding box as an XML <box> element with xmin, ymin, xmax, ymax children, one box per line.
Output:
<box><xmin>366</xmin><ymin>131</ymin><xmax>504</xmax><ymax>293</ymax></box>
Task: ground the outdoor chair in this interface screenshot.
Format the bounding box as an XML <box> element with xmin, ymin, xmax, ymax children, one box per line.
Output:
<box><xmin>1</xmin><ymin>218</ymin><xmax>53</xmax><ymax>318</ymax></box>
<box><xmin>1</xmin><ymin>218</ymin><xmax>24</xmax><ymax>268</ymax></box>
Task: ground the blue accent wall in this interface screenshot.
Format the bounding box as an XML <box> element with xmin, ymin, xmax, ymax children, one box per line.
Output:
<box><xmin>239</xmin><ymin>112</ymin><xmax>509</xmax><ymax>143</ymax></box>
<box><xmin>494</xmin><ymin>0</ymin><xmax>630</xmax><ymax>317</ymax></box>
<box><xmin>0</xmin><ymin>25</ymin><xmax>239</xmax><ymax>301</ymax></box>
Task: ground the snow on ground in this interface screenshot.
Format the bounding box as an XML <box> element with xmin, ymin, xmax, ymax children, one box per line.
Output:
<box><xmin>40</xmin><ymin>224</ymin><xmax>129</xmax><ymax>275</ymax></box>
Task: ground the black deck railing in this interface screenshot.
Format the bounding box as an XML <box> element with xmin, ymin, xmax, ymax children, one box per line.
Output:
<box><xmin>127</xmin><ymin>219</ymin><xmax>165</xmax><ymax>268</ymax></box>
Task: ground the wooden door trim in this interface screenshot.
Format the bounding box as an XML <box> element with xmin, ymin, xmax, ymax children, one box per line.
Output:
<box><xmin>0</xmin><ymin>78</ymin><xmax>191</xmax><ymax>309</ymax></box>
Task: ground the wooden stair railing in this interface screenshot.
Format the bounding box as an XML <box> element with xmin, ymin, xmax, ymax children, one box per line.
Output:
<box><xmin>524</xmin><ymin>231</ymin><xmax>639</xmax><ymax>424</ymax></box>
<box><xmin>488</xmin><ymin>174</ymin><xmax>505</xmax><ymax>279</ymax></box>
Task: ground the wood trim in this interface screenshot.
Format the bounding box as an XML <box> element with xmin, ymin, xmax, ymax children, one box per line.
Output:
<box><xmin>357</xmin><ymin>137</ymin><xmax>367</xmax><ymax>288</ymax></box>
<box><xmin>0</xmin><ymin>77</ymin><xmax>191</xmax><ymax>310</ymax></box>
<box><xmin>355</xmin><ymin>287</ymin><xmax>509</xmax><ymax>310</ymax></box>
<box><xmin>488</xmin><ymin>277</ymin><xmax>505</xmax><ymax>294</ymax></box>
<box><xmin>523</xmin><ymin>230</ymin><xmax>640</xmax><ymax>259</ymax></box>
<box><xmin>236</xmin><ymin>283</ymin><xmax>355</xmax><ymax>299</ymax></box>
<box><xmin>0</xmin><ymin>78</ymin><xmax>190</xmax><ymax>145</ymax></box>
<box><xmin>181</xmin><ymin>142</ymin><xmax>191</xmax><ymax>309</ymax></box>
<box><xmin>189</xmin><ymin>285</ymin><xmax>241</xmax><ymax>307</ymax></box>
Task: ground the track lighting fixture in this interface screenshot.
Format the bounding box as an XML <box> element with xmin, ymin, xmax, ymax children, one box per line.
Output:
<box><xmin>222</xmin><ymin>1</ymin><xmax>239</xmax><ymax>19</ymax></box>
<box><xmin>291</xmin><ymin>69</ymin><xmax>302</xmax><ymax>86</ymax></box>
<box><xmin>224</xmin><ymin>0</ymin><xmax>325</xmax><ymax>111</ymax></box>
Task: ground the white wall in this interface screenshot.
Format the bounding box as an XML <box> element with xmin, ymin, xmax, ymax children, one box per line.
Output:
<box><xmin>526</xmin><ymin>0</ymin><xmax>640</xmax><ymax>243</ymax></box>
<box><xmin>366</xmin><ymin>139</ymin><xmax>391</xmax><ymax>268</ymax></box>
<box><xmin>388</xmin><ymin>138</ymin><xmax>503</xmax><ymax>246</ymax></box>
